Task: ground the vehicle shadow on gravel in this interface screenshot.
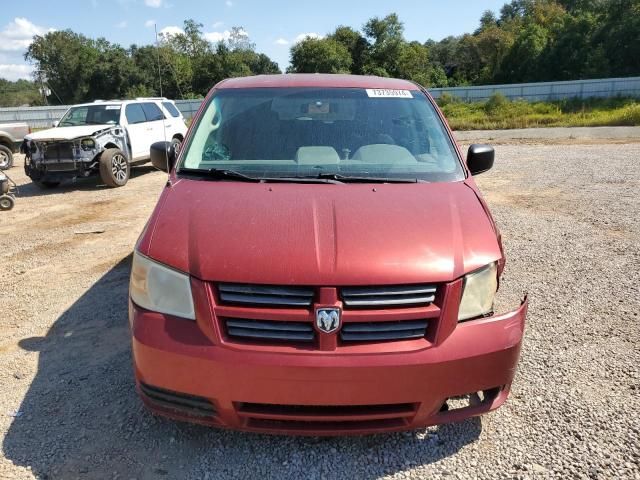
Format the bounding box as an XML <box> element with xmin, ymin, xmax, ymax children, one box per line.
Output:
<box><xmin>3</xmin><ymin>256</ymin><xmax>481</xmax><ymax>479</ymax></box>
<box><xmin>15</xmin><ymin>165</ymin><xmax>158</xmax><ymax>198</ymax></box>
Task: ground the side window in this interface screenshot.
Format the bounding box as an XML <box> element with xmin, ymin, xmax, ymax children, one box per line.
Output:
<box><xmin>125</xmin><ymin>104</ymin><xmax>146</xmax><ymax>124</ymax></box>
<box><xmin>141</xmin><ymin>102</ymin><xmax>165</xmax><ymax>122</ymax></box>
<box><xmin>162</xmin><ymin>101</ymin><xmax>181</xmax><ymax>118</ymax></box>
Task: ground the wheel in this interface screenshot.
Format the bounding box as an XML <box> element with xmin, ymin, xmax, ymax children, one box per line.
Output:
<box><xmin>99</xmin><ymin>148</ymin><xmax>129</xmax><ymax>187</ymax></box>
<box><xmin>36</xmin><ymin>180</ymin><xmax>60</xmax><ymax>189</ymax></box>
<box><xmin>171</xmin><ymin>137</ymin><xmax>182</xmax><ymax>155</ymax></box>
<box><xmin>0</xmin><ymin>194</ymin><xmax>14</xmax><ymax>211</ymax></box>
<box><xmin>0</xmin><ymin>145</ymin><xmax>13</xmax><ymax>170</ymax></box>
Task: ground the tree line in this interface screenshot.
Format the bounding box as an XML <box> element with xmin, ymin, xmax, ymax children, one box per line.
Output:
<box><xmin>1</xmin><ymin>0</ymin><xmax>638</xmax><ymax>106</ymax></box>
<box><xmin>291</xmin><ymin>0</ymin><xmax>639</xmax><ymax>86</ymax></box>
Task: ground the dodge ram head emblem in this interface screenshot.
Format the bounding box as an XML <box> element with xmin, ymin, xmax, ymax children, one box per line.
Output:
<box><xmin>316</xmin><ymin>308</ymin><xmax>341</xmax><ymax>333</ymax></box>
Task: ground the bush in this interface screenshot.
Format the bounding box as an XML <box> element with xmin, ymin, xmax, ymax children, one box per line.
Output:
<box><xmin>441</xmin><ymin>95</ymin><xmax>640</xmax><ymax>130</ymax></box>
<box><xmin>436</xmin><ymin>92</ymin><xmax>459</xmax><ymax>107</ymax></box>
<box><xmin>484</xmin><ymin>92</ymin><xmax>509</xmax><ymax>115</ymax></box>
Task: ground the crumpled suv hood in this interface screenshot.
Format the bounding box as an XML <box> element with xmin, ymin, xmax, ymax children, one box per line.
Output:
<box><xmin>26</xmin><ymin>125</ymin><xmax>114</xmax><ymax>142</ymax></box>
<box><xmin>141</xmin><ymin>180</ymin><xmax>501</xmax><ymax>285</ymax></box>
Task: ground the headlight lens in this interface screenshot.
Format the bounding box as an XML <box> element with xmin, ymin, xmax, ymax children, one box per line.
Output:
<box><xmin>458</xmin><ymin>262</ymin><xmax>498</xmax><ymax>321</ymax></box>
<box><xmin>80</xmin><ymin>138</ymin><xmax>96</xmax><ymax>150</ymax></box>
<box><xmin>130</xmin><ymin>251</ymin><xmax>195</xmax><ymax>320</ymax></box>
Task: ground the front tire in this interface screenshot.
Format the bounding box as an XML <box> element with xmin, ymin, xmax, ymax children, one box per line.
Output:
<box><xmin>0</xmin><ymin>145</ymin><xmax>13</xmax><ymax>170</ymax></box>
<box><xmin>171</xmin><ymin>137</ymin><xmax>182</xmax><ymax>155</ymax></box>
<box><xmin>99</xmin><ymin>148</ymin><xmax>129</xmax><ymax>187</ymax></box>
<box><xmin>0</xmin><ymin>194</ymin><xmax>15</xmax><ymax>211</ymax></box>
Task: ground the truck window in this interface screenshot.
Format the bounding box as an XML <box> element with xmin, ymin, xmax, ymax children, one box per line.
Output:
<box><xmin>141</xmin><ymin>103</ymin><xmax>165</xmax><ymax>122</ymax></box>
<box><xmin>126</xmin><ymin>104</ymin><xmax>147</xmax><ymax>124</ymax></box>
<box><xmin>162</xmin><ymin>101</ymin><xmax>181</xmax><ymax>118</ymax></box>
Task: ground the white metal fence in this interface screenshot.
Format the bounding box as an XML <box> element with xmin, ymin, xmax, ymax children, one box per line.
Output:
<box><xmin>1</xmin><ymin>77</ymin><xmax>639</xmax><ymax>129</ymax></box>
<box><xmin>429</xmin><ymin>76</ymin><xmax>640</xmax><ymax>102</ymax></box>
<box><xmin>0</xmin><ymin>99</ymin><xmax>203</xmax><ymax>129</ymax></box>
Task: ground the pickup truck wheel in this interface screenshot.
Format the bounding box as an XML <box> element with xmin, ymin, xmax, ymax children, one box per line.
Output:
<box><xmin>0</xmin><ymin>145</ymin><xmax>13</xmax><ymax>170</ymax></box>
<box><xmin>0</xmin><ymin>194</ymin><xmax>15</xmax><ymax>211</ymax></box>
<box><xmin>99</xmin><ymin>148</ymin><xmax>129</xmax><ymax>187</ymax></box>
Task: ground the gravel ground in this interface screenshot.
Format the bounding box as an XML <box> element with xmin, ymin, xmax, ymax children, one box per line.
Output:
<box><xmin>1</xmin><ymin>142</ymin><xmax>639</xmax><ymax>480</ymax></box>
<box><xmin>454</xmin><ymin>126</ymin><xmax>640</xmax><ymax>143</ymax></box>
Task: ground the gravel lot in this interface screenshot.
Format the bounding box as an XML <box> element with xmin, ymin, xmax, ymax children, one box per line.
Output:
<box><xmin>1</xmin><ymin>141</ymin><xmax>639</xmax><ymax>479</ymax></box>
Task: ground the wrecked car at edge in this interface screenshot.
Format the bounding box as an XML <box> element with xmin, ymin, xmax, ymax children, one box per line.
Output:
<box><xmin>23</xmin><ymin>99</ymin><xmax>187</xmax><ymax>188</ymax></box>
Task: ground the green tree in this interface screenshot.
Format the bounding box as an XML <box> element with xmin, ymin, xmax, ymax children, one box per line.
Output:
<box><xmin>0</xmin><ymin>79</ymin><xmax>43</xmax><ymax>107</ymax></box>
<box><xmin>329</xmin><ymin>26</ymin><xmax>369</xmax><ymax>74</ymax></box>
<box><xmin>23</xmin><ymin>18</ymin><xmax>281</xmax><ymax>104</ymax></box>
<box><xmin>362</xmin><ymin>13</ymin><xmax>405</xmax><ymax>76</ymax></box>
<box><xmin>498</xmin><ymin>23</ymin><xmax>549</xmax><ymax>82</ymax></box>
<box><xmin>289</xmin><ymin>37</ymin><xmax>352</xmax><ymax>73</ymax></box>
<box><xmin>26</xmin><ymin>30</ymin><xmax>100</xmax><ymax>104</ymax></box>
<box><xmin>396</xmin><ymin>41</ymin><xmax>448</xmax><ymax>87</ymax></box>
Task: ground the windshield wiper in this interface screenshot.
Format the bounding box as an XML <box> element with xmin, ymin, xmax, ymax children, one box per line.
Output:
<box><xmin>315</xmin><ymin>173</ymin><xmax>427</xmax><ymax>183</ymax></box>
<box><xmin>179</xmin><ymin>168</ymin><xmax>341</xmax><ymax>184</ymax></box>
<box><xmin>180</xmin><ymin>167</ymin><xmax>261</xmax><ymax>182</ymax></box>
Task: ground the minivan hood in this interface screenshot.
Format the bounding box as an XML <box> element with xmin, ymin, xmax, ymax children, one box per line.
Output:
<box><xmin>26</xmin><ymin>125</ymin><xmax>113</xmax><ymax>141</ymax></box>
<box><xmin>144</xmin><ymin>180</ymin><xmax>501</xmax><ymax>285</ymax></box>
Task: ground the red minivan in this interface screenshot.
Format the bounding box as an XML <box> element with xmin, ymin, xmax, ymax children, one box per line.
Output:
<box><xmin>129</xmin><ymin>74</ymin><xmax>527</xmax><ymax>435</ymax></box>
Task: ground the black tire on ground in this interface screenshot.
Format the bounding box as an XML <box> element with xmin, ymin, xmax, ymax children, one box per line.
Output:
<box><xmin>99</xmin><ymin>148</ymin><xmax>130</xmax><ymax>187</ymax></box>
<box><xmin>0</xmin><ymin>145</ymin><xmax>13</xmax><ymax>170</ymax></box>
<box><xmin>171</xmin><ymin>137</ymin><xmax>182</xmax><ymax>154</ymax></box>
<box><xmin>0</xmin><ymin>194</ymin><xmax>15</xmax><ymax>211</ymax></box>
<box><xmin>35</xmin><ymin>180</ymin><xmax>61</xmax><ymax>189</ymax></box>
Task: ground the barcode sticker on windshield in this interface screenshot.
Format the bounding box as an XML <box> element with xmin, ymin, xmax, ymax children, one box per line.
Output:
<box><xmin>105</xmin><ymin>106</ymin><xmax>120</xmax><ymax>110</ymax></box>
<box><xmin>366</xmin><ymin>89</ymin><xmax>413</xmax><ymax>98</ymax></box>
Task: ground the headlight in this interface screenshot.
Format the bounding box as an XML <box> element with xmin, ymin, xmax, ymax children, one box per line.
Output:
<box><xmin>458</xmin><ymin>262</ymin><xmax>498</xmax><ymax>321</ymax></box>
<box><xmin>130</xmin><ymin>251</ymin><xmax>195</xmax><ymax>320</ymax></box>
<box><xmin>80</xmin><ymin>138</ymin><xmax>96</xmax><ymax>150</ymax></box>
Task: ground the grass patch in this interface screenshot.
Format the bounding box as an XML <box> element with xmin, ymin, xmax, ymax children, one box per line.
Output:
<box><xmin>437</xmin><ymin>93</ymin><xmax>640</xmax><ymax>130</ymax></box>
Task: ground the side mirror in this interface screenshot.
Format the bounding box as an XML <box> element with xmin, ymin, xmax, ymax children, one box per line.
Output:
<box><xmin>52</xmin><ymin>121</ymin><xmax>59</xmax><ymax>128</ymax></box>
<box><xmin>466</xmin><ymin>144</ymin><xmax>494</xmax><ymax>175</ymax></box>
<box><xmin>150</xmin><ymin>141</ymin><xmax>176</xmax><ymax>172</ymax></box>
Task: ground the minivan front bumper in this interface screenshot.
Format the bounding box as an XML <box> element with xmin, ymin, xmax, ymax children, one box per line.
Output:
<box><xmin>130</xmin><ymin>296</ymin><xmax>527</xmax><ymax>435</ymax></box>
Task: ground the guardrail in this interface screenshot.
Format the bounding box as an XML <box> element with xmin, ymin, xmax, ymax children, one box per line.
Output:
<box><xmin>1</xmin><ymin>77</ymin><xmax>639</xmax><ymax>129</ymax></box>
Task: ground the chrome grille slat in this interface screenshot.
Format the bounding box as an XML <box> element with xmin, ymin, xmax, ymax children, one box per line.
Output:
<box><xmin>226</xmin><ymin>319</ymin><xmax>311</xmax><ymax>332</ymax></box>
<box><xmin>340</xmin><ymin>285</ymin><xmax>437</xmax><ymax>308</ymax></box>
<box><xmin>341</xmin><ymin>320</ymin><xmax>428</xmax><ymax>343</ymax></box>
<box><xmin>341</xmin><ymin>320</ymin><xmax>428</xmax><ymax>332</ymax></box>
<box><xmin>218</xmin><ymin>283</ymin><xmax>314</xmax><ymax>307</ymax></box>
<box><xmin>342</xmin><ymin>286</ymin><xmax>437</xmax><ymax>296</ymax></box>
<box><xmin>225</xmin><ymin>318</ymin><xmax>315</xmax><ymax>342</ymax></box>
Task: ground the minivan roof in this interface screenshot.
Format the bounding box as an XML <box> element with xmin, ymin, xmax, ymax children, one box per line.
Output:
<box><xmin>215</xmin><ymin>74</ymin><xmax>421</xmax><ymax>91</ymax></box>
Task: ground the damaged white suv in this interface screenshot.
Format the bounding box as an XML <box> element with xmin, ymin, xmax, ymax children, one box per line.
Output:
<box><xmin>23</xmin><ymin>98</ymin><xmax>188</xmax><ymax>188</ymax></box>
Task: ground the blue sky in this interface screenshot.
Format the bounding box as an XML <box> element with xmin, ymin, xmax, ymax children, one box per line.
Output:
<box><xmin>0</xmin><ymin>0</ymin><xmax>507</xmax><ymax>81</ymax></box>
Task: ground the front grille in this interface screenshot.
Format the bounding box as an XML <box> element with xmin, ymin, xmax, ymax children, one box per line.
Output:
<box><xmin>245</xmin><ymin>418</ymin><xmax>407</xmax><ymax>432</ymax></box>
<box><xmin>224</xmin><ymin>318</ymin><xmax>315</xmax><ymax>342</ymax></box>
<box><xmin>237</xmin><ymin>402</ymin><xmax>417</xmax><ymax>418</ymax></box>
<box><xmin>218</xmin><ymin>283</ymin><xmax>314</xmax><ymax>307</ymax></box>
<box><xmin>139</xmin><ymin>382</ymin><xmax>216</xmax><ymax>418</ymax></box>
<box><xmin>341</xmin><ymin>319</ymin><xmax>428</xmax><ymax>342</ymax></box>
<box><xmin>340</xmin><ymin>285</ymin><xmax>437</xmax><ymax>308</ymax></box>
<box><xmin>43</xmin><ymin>142</ymin><xmax>74</xmax><ymax>161</ymax></box>
<box><xmin>236</xmin><ymin>402</ymin><xmax>417</xmax><ymax>432</ymax></box>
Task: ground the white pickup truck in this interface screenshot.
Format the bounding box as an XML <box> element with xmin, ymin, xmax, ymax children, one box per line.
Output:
<box><xmin>23</xmin><ymin>98</ymin><xmax>188</xmax><ymax>188</ymax></box>
<box><xmin>0</xmin><ymin>122</ymin><xmax>30</xmax><ymax>170</ymax></box>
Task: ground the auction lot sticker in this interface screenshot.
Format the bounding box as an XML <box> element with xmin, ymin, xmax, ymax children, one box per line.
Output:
<box><xmin>366</xmin><ymin>89</ymin><xmax>413</xmax><ymax>98</ymax></box>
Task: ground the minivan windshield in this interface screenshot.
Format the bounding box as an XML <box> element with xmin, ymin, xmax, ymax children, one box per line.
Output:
<box><xmin>59</xmin><ymin>104</ymin><xmax>121</xmax><ymax>126</ymax></box>
<box><xmin>180</xmin><ymin>88</ymin><xmax>464</xmax><ymax>182</ymax></box>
